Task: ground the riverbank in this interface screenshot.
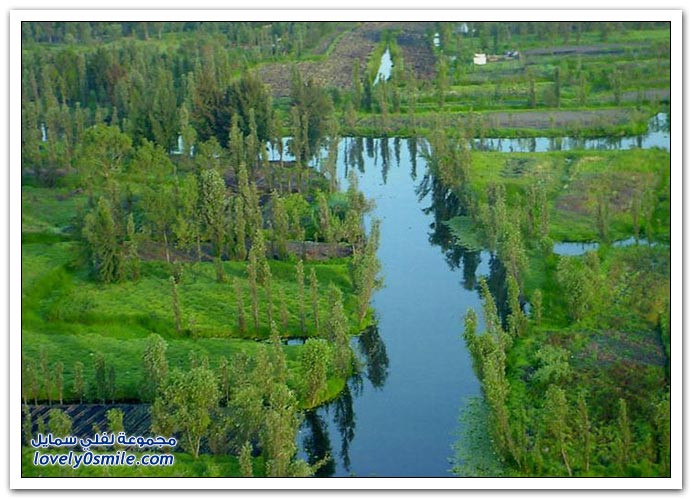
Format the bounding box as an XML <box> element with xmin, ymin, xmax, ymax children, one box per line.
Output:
<box><xmin>433</xmin><ymin>142</ymin><xmax>671</xmax><ymax>476</ymax></box>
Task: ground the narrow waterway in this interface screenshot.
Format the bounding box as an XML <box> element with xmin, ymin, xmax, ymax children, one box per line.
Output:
<box><xmin>297</xmin><ymin>137</ymin><xmax>488</xmax><ymax>477</ymax></box>
<box><xmin>373</xmin><ymin>48</ymin><xmax>393</xmax><ymax>85</ymax></box>
<box><xmin>287</xmin><ymin>112</ymin><xmax>670</xmax><ymax>477</ymax></box>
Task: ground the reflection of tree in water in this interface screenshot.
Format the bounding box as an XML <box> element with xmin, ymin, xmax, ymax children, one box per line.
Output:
<box><xmin>344</xmin><ymin>137</ymin><xmax>365</xmax><ymax>176</ymax></box>
<box><xmin>357</xmin><ymin>325</ymin><xmax>390</xmax><ymax>389</ymax></box>
<box><xmin>461</xmin><ymin>250</ymin><xmax>481</xmax><ymax>291</ymax></box>
<box><xmin>365</xmin><ymin>137</ymin><xmax>375</xmax><ymax>161</ymax></box>
<box><xmin>482</xmin><ymin>253</ymin><xmax>510</xmax><ymax>325</ymax></box>
<box><xmin>333</xmin><ymin>384</ymin><xmax>356</xmax><ymax>472</ymax></box>
<box><xmin>302</xmin><ymin>411</ymin><xmax>336</xmax><ymax>477</ymax></box>
<box><xmin>394</xmin><ymin>137</ymin><xmax>401</xmax><ymax>168</ymax></box>
<box><xmin>408</xmin><ymin>137</ymin><xmax>418</xmax><ymax>181</ymax></box>
<box><xmin>380</xmin><ymin>137</ymin><xmax>390</xmax><ymax>185</ymax></box>
<box><xmin>416</xmin><ymin>171</ymin><xmax>478</xmax><ymax>275</ymax></box>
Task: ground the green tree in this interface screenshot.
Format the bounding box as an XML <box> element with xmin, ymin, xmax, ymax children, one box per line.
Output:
<box><xmin>199</xmin><ymin>169</ymin><xmax>227</xmax><ymax>281</ymax></box>
<box><xmin>22</xmin><ymin>406</ymin><xmax>33</xmax><ymax>446</ymax></box>
<box><xmin>351</xmin><ymin>220</ymin><xmax>383</xmax><ymax>324</ymax></box>
<box><xmin>93</xmin><ymin>353</ymin><xmax>107</xmax><ymax>404</ymax></box>
<box><xmin>575</xmin><ymin>391</ymin><xmax>591</xmax><ymax>474</ymax></box>
<box><xmin>170</xmin><ymin>275</ymin><xmax>183</xmax><ymax>334</ymax></box>
<box><xmin>533</xmin><ymin>345</ymin><xmax>571</xmax><ymax>386</ymax></box>
<box><xmin>316</xmin><ymin>192</ymin><xmax>333</xmax><ymax>244</ymax></box>
<box><xmin>310</xmin><ymin>268</ymin><xmax>320</xmax><ymax>333</ymax></box>
<box><xmin>73</xmin><ymin>361</ymin><xmax>84</xmax><ymax>404</ymax></box>
<box><xmin>279</xmin><ymin>287</ymin><xmax>289</xmax><ymax>331</ymax></box>
<box><xmin>435</xmin><ymin>57</ymin><xmax>449</xmax><ymax>108</ymax></box>
<box><xmin>228</xmin><ymin>383</ymin><xmax>264</xmax><ymax>450</ymax></box>
<box><xmin>247</xmin><ymin>251</ymin><xmax>260</xmax><ymax>333</ymax></box>
<box><xmin>47</xmin><ymin>409</ymin><xmax>72</xmax><ymax>438</ymax></box>
<box><xmin>531</xmin><ymin>289</ymin><xmax>543</xmax><ymax>326</ymax></box>
<box><xmin>655</xmin><ymin>392</ymin><xmax>671</xmax><ymax>475</ymax></box>
<box><xmin>614</xmin><ymin>398</ymin><xmax>632</xmax><ymax>474</ymax></box>
<box><xmin>22</xmin><ymin>357</ymin><xmax>38</xmax><ymax>406</ymax></box>
<box><xmin>269</xmin><ymin>321</ymin><xmax>287</xmax><ymax>384</ymax></box>
<box><xmin>234</xmin><ymin>278</ymin><xmax>247</xmax><ymax>334</ymax></box>
<box><xmin>142</xmin><ymin>333</ymin><xmax>169</xmax><ymax>402</ymax></box>
<box><xmin>83</xmin><ymin>197</ymin><xmax>122</xmax><ymax>283</ymax></box>
<box><xmin>107</xmin><ymin>364</ymin><xmax>116</xmax><ymax>403</ymax></box>
<box><xmin>499</xmin><ymin>221</ymin><xmax>528</xmax><ymax>287</ymax></box>
<box><xmin>106</xmin><ymin>408</ymin><xmax>125</xmax><ymax>434</ymax></box>
<box><xmin>76</xmin><ymin>124</ymin><xmax>132</xmax><ymax>202</ymax></box>
<box><xmin>271</xmin><ymin>192</ymin><xmax>290</xmax><ymax>259</ymax></box>
<box><xmin>232</xmin><ymin>195</ymin><xmax>248</xmax><ymax>260</ymax></box>
<box><xmin>173</xmin><ymin>175</ymin><xmax>202</xmax><ymax>259</ymax></box>
<box><xmin>239</xmin><ymin>441</ymin><xmax>254</xmax><ymax>477</ymax></box>
<box><xmin>54</xmin><ymin>362</ymin><xmax>64</xmax><ymax>405</ymax></box>
<box><xmin>152</xmin><ymin>366</ymin><xmax>221</xmax><ymax>458</ymax></box>
<box><xmin>544</xmin><ymin>385</ymin><xmax>572</xmax><ymax>476</ymax></box>
<box><xmin>506</xmin><ymin>274</ymin><xmax>528</xmax><ymax>338</ymax></box>
<box><xmin>261</xmin><ymin>383</ymin><xmax>302</xmax><ymax>477</ymax></box>
<box><xmin>556</xmin><ymin>256</ymin><xmax>597</xmax><ymax>322</ymax></box>
<box><xmin>483</xmin><ymin>347</ymin><xmax>513</xmax><ymax>463</ymax></box>
<box><xmin>326</xmin><ymin>284</ymin><xmax>352</xmax><ymax>378</ymax></box>
<box><xmin>299</xmin><ymin>339</ymin><xmax>331</xmax><ymax>406</ymax></box>
<box><xmin>123</xmin><ymin>213</ymin><xmax>140</xmax><ymax>280</ymax></box>
<box><xmin>40</xmin><ymin>347</ymin><xmax>51</xmax><ymax>405</ymax></box>
<box><xmin>142</xmin><ymin>183</ymin><xmax>176</xmax><ymax>264</ymax></box>
<box><xmin>296</xmin><ymin>260</ymin><xmax>306</xmax><ymax>333</ymax></box>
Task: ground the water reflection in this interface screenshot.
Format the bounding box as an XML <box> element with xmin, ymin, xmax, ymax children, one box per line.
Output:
<box><xmin>302</xmin><ymin>411</ymin><xmax>336</xmax><ymax>477</ymax></box>
<box><xmin>407</xmin><ymin>137</ymin><xmax>419</xmax><ymax>180</ymax></box>
<box><xmin>333</xmin><ymin>383</ymin><xmax>356</xmax><ymax>472</ymax></box>
<box><xmin>299</xmin><ymin>378</ymin><xmax>358</xmax><ymax>476</ymax></box>
<box><xmin>356</xmin><ymin>326</ymin><xmax>390</xmax><ymax>389</ymax></box>
<box><xmin>416</xmin><ymin>167</ymin><xmax>476</xmax><ymax>274</ymax></box>
<box><xmin>472</xmin><ymin>113</ymin><xmax>670</xmax><ymax>153</ymax></box>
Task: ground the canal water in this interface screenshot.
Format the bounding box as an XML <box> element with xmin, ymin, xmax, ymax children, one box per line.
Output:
<box><xmin>373</xmin><ymin>48</ymin><xmax>393</xmax><ymax>85</ymax></box>
<box><xmin>297</xmin><ymin>137</ymin><xmax>487</xmax><ymax>477</ymax></box>
<box><xmin>280</xmin><ymin>113</ymin><xmax>670</xmax><ymax>477</ymax></box>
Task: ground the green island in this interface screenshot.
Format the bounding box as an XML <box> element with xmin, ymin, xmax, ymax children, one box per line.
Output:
<box><xmin>20</xmin><ymin>21</ymin><xmax>671</xmax><ymax>478</ymax></box>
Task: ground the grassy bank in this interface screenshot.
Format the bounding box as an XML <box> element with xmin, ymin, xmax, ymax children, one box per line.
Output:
<box><xmin>442</xmin><ymin>145</ymin><xmax>671</xmax><ymax>477</ymax></box>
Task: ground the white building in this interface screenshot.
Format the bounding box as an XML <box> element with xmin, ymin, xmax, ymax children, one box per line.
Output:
<box><xmin>473</xmin><ymin>53</ymin><xmax>487</xmax><ymax>65</ymax></box>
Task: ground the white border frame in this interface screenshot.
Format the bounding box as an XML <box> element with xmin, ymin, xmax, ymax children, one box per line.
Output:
<box><xmin>8</xmin><ymin>9</ymin><xmax>683</xmax><ymax>490</ymax></box>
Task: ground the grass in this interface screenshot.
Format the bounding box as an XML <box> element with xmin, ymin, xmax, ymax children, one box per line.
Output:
<box><xmin>21</xmin><ymin>183</ymin><xmax>369</xmax><ymax>408</ymax></box>
<box><xmin>464</xmin><ymin>148</ymin><xmax>671</xmax><ymax>244</ymax></box>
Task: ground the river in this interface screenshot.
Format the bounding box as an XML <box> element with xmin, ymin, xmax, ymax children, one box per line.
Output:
<box><xmin>297</xmin><ymin>137</ymin><xmax>494</xmax><ymax>477</ymax></box>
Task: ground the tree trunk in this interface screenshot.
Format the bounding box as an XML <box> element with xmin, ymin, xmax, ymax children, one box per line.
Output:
<box><xmin>561</xmin><ymin>445</ymin><xmax>573</xmax><ymax>477</ymax></box>
<box><xmin>163</xmin><ymin>231</ymin><xmax>171</xmax><ymax>264</ymax></box>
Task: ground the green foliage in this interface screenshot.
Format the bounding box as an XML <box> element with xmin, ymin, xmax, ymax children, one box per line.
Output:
<box><xmin>543</xmin><ymin>385</ymin><xmax>572</xmax><ymax>476</ymax></box>
<box><xmin>92</xmin><ymin>353</ymin><xmax>107</xmax><ymax>404</ymax></box>
<box><xmin>299</xmin><ymin>338</ymin><xmax>331</xmax><ymax>406</ymax></box>
<box><xmin>239</xmin><ymin>441</ymin><xmax>254</xmax><ymax>477</ymax></box>
<box><xmin>106</xmin><ymin>408</ymin><xmax>125</xmax><ymax>434</ymax></box>
<box><xmin>152</xmin><ymin>366</ymin><xmax>221</xmax><ymax>458</ymax></box>
<box><xmin>533</xmin><ymin>345</ymin><xmax>571</xmax><ymax>386</ymax></box>
<box><xmin>47</xmin><ymin>409</ymin><xmax>72</xmax><ymax>439</ymax></box>
<box><xmin>351</xmin><ymin>219</ymin><xmax>383</xmax><ymax>324</ymax></box>
<box><xmin>142</xmin><ymin>333</ymin><xmax>169</xmax><ymax>402</ymax></box>
<box><xmin>452</xmin><ymin>397</ymin><xmax>507</xmax><ymax>477</ymax></box>
<box><xmin>82</xmin><ymin>197</ymin><xmax>122</xmax><ymax>283</ymax></box>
